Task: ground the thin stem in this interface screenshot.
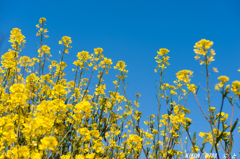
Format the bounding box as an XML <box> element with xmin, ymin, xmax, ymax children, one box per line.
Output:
<box><xmin>228</xmin><ymin>101</ymin><xmax>234</xmax><ymax>158</ymax></box>
<box><xmin>193</xmin><ymin>93</ymin><xmax>211</xmax><ymax>123</ymax></box>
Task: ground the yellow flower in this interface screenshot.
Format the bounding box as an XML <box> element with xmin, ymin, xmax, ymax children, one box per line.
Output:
<box><xmin>10</xmin><ymin>83</ymin><xmax>25</xmax><ymax>93</ymax></box>
<box><xmin>41</xmin><ymin>45</ymin><xmax>50</xmax><ymax>53</ymax></box>
<box><xmin>231</xmin><ymin>80</ymin><xmax>240</xmax><ymax>96</ymax></box>
<box><xmin>218</xmin><ymin>76</ymin><xmax>229</xmax><ymax>83</ymax></box>
<box><xmin>194</xmin><ymin>55</ymin><xmax>200</xmax><ymax>60</ymax></box>
<box><xmin>59</xmin><ymin>36</ymin><xmax>72</xmax><ymax>47</ymax></box>
<box><xmin>99</xmin><ymin>57</ymin><xmax>113</xmax><ymax>69</ymax></box>
<box><xmin>199</xmin><ymin>132</ymin><xmax>206</xmax><ymax>137</ymax></box>
<box><xmin>53</xmin><ymin>84</ymin><xmax>67</xmax><ymax>96</ymax></box>
<box><xmin>9</xmin><ymin>28</ymin><xmax>26</xmax><ymax>48</ymax></box>
<box><xmin>62</xmin><ymin>36</ymin><xmax>71</xmax><ymax>44</ymax></box>
<box><xmin>145</xmin><ymin>132</ymin><xmax>153</xmax><ymax>139</ymax></box>
<box><xmin>76</xmin><ymin>51</ymin><xmax>91</xmax><ymax>63</ymax></box>
<box><xmin>94</xmin><ymin>48</ymin><xmax>103</xmax><ymax>55</ymax></box>
<box><xmin>216</xmin><ymin>76</ymin><xmax>229</xmax><ymax>89</ymax></box>
<box><xmin>113</xmin><ymin>80</ymin><xmax>118</xmax><ymax>85</ymax></box>
<box><xmin>39</xmin><ymin>136</ymin><xmax>58</xmax><ymax>150</ymax></box>
<box><xmin>194</xmin><ymin>39</ymin><xmax>215</xmax><ymax>65</ymax></box>
<box><xmin>152</xmin><ymin>129</ymin><xmax>158</xmax><ymax>134</ymax></box>
<box><xmin>157</xmin><ymin>48</ymin><xmax>169</xmax><ymax>56</ymax></box>
<box><xmin>39</xmin><ymin>17</ymin><xmax>47</xmax><ymax>23</ymax></box>
<box><xmin>9</xmin><ymin>146</ymin><xmax>30</xmax><ymax>159</ymax></box>
<box><xmin>176</xmin><ymin>70</ymin><xmax>193</xmax><ymax>83</ymax></box>
<box><xmin>74</xmin><ymin>100</ymin><xmax>93</xmax><ymax>118</ymax></box>
<box><xmin>194</xmin><ymin>39</ymin><xmax>213</xmax><ymax>54</ymax></box>
<box><xmin>170</xmin><ymin>89</ymin><xmax>177</xmax><ymax>95</ymax></box>
<box><xmin>114</xmin><ymin>61</ymin><xmax>127</xmax><ymax>72</ymax></box>
<box><xmin>209</xmin><ymin>107</ymin><xmax>216</xmax><ymax>112</ymax></box>
<box><xmin>213</xmin><ymin>67</ymin><xmax>218</xmax><ymax>73</ymax></box>
<box><xmin>191</xmin><ymin>145</ymin><xmax>199</xmax><ymax>153</ymax></box>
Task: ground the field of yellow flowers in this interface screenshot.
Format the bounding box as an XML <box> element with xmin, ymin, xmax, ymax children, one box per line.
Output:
<box><xmin>0</xmin><ymin>17</ymin><xmax>239</xmax><ymax>159</ymax></box>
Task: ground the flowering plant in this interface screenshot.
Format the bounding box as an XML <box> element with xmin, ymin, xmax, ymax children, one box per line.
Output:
<box><xmin>0</xmin><ymin>18</ymin><xmax>239</xmax><ymax>159</ymax></box>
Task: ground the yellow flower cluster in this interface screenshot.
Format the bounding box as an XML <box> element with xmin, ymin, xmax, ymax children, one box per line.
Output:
<box><xmin>9</xmin><ymin>28</ymin><xmax>26</xmax><ymax>51</ymax></box>
<box><xmin>59</xmin><ymin>36</ymin><xmax>72</xmax><ymax>48</ymax></box>
<box><xmin>154</xmin><ymin>48</ymin><xmax>170</xmax><ymax>73</ymax></box>
<box><xmin>231</xmin><ymin>81</ymin><xmax>240</xmax><ymax>96</ymax></box>
<box><xmin>114</xmin><ymin>61</ymin><xmax>127</xmax><ymax>72</ymax></box>
<box><xmin>194</xmin><ymin>39</ymin><xmax>215</xmax><ymax>65</ymax></box>
<box><xmin>36</xmin><ymin>17</ymin><xmax>48</xmax><ymax>38</ymax></box>
<box><xmin>215</xmin><ymin>76</ymin><xmax>229</xmax><ymax>91</ymax></box>
<box><xmin>176</xmin><ymin>70</ymin><xmax>193</xmax><ymax>83</ymax></box>
<box><xmin>94</xmin><ymin>48</ymin><xmax>103</xmax><ymax>55</ymax></box>
<box><xmin>40</xmin><ymin>136</ymin><xmax>58</xmax><ymax>150</ymax></box>
<box><xmin>114</xmin><ymin>61</ymin><xmax>128</xmax><ymax>79</ymax></box>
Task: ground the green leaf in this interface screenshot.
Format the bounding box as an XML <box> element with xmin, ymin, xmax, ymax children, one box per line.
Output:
<box><xmin>216</xmin><ymin>131</ymin><xmax>224</xmax><ymax>143</ymax></box>
<box><xmin>196</xmin><ymin>85</ymin><xmax>200</xmax><ymax>95</ymax></box>
<box><xmin>192</xmin><ymin>132</ymin><xmax>196</xmax><ymax>144</ymax></box>
<box><xmin>230</xmin><ymin>118</ymin><xmax>238</xmax><ymax>132</ymax></box>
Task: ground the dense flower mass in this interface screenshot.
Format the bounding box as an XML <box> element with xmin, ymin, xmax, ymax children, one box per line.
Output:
<box><xmin>0</xmin><ymin>18</ymin><xmax>239</xmax><ymax>159</ymax></box>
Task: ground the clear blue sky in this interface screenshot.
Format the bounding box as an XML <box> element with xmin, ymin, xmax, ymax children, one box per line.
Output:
<box><xmin>1</xmin><ymin>0</ymin><xmax>240</xmax><ymax>157</ymax></box>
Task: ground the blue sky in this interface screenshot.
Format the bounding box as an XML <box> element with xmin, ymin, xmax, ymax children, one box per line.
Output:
<box><xmin>1</xmin><ymin>0</ymin><xmax>240</xmax><ymax>157</ymax></box>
